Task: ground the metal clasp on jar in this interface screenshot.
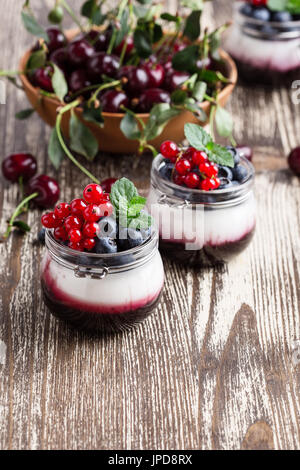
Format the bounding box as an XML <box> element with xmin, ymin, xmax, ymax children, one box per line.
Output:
<box><xmin>158</xmin><ymin>193</ymin><xmax>190</xmax><ymax>209</ymax></box>
<box><xmin>74</xmin><ymin>266</ymin><xmax>109</xmax><ymax>279</ymax></box>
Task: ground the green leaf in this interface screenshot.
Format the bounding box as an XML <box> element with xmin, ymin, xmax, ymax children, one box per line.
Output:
<box><xmin>120</xmin><ymin>112</ymin><xmax>141</xmax><ymax>140</ymax></box>
<box><xmin>181</xmin><ymin>0</ymin><xmax>204</xmax><ymax>9</ymax></box>
<box><xmin>172</xmin><ymin>45</ymin><xmax>199</xmax><ymax>72</ymax></box>
<box><xmin>267</xmin><ymin>0</ymin><xmax>287</xmax><ymax>11</ymax></box>
<box><xmin>161</xmin><ymin>12</ymin><xmax>180</xmax><ymax>23</ymax></box>
<box><xmin>81</xmin><ymin>0</ymin><xmax>96</xmax><ymax>17</ymax></box>
<box><xmin>128</xmin><ymin>196</ymin><xmax>146</xmax><ymax>217</ymax></box>
<box><xmin>184</xmin><ymin>123</ymin><xmax>212</xmax><ymax>149</ymax></box>
<box><xmin>183</xmin><ymin>10</ymin><xmax>201</xmax><ymax>41</ymax></box>
<box><xmin>21</xmin><ymin>11</ymin><xmax>49</xmax><ymax>41</ymax></box>
<box><xmin>48</xmin><ymin>127</ymin><xmax>65</xmax><ymax>169</ymax></box>
<box><xmin>133</xmin><ymin>28</ymin><xmax>152</xmax><ymax>58</ymax></box>
<box><xmin>129</xmin><ymin>211</ymin><xmax>153</xmax><ymax>229</ymax></box>
<box><xmin>144</xmin><ymin>104</ymin><xmax>180</xmax><ymax>141</ymax></box>
<box><xmin>15</xmin><ymin>108</ymin><xmax>35</xmax><ymax>119</ymax></box>
<box><xmin>69</xmin><ymin>112</ymin><xmax>98</xmax><ymax>161</ymax></box>
<box><xmin>12</xmin><ymin>220</ymin><xmax>31</xmax><ymax>233</ymax></box>
<box><xmin>115</xmin><ymin>9</ymin><xmax>130</xmax><ymax>47</ymax></box>
<box><xmin>171</xmin><ymin>89</ymin><xmax>188</xmax><ymax>105</ymax></box>
<box><xmin>286</xmin><ymin>0</ymin><xmax>300</xmax><ymax>14</ymax></box>
<box><xmin>110</xmin><ymin>178</ymin><xmax>138</xmax><ymax>213</ymax></box>
<box><xmin>82</xmin><ymin>103</ymin><xmax>104</xmax><ymax>128</ymax></box>
<box><xmin>26</xmin><ymin>49</ymin><xmax>46</xmax><ymax>71</ymax></box>
<box><xmin>51</xmin><ymin>64</ymin><xmax>68</xmax><ymax>102</ymax></box>
<box><xmin>215</xmin><ymin>106</ymin><xmax>233</xmax><ymax>138</ymax></box>
<box><xmin>207</xmin><ymin>143</ymin><xmax>234</xmax><ymax>168</ymax></box>
<box><xmin>192</xmin><ymin>81</ymin><xmax>207</xmax><ymax>102</ymax></box>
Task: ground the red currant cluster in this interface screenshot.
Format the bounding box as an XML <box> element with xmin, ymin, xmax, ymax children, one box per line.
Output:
<box><xmin>41</xmin><ymin>181</ymin><xmax>115</xmax><ymax>251</ymax></box>
<box><xmin>160</xmin><ymin>140</ymin><xmax>220</xmax><ymax>191</ymax></box>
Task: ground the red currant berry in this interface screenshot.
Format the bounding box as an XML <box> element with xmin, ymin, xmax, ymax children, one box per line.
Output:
<box><xmin>192</xmin><ymin>150</ymin><xmax>208</xmax><ymax>166</ymax></box>
<box><xmin>175</xmin><ymin>158</ymin><xmax>191</xmax><ymax>176</ymax></box>
<box><xmin>83</xmin><ymin>183</ymin><xmax>104</xmax><ymax>204</ymax></box>
<box><xmin>101</xmin><ymin>177</ymin><xmax>117</xmax><ymax>194</ymax></box>
<box><xmin>185</xmin><ymin>172</ymin><xmax>200</xmax><ymax>189</ymax></box>
<box><xmin>199</xmin><ymin>162</ymin><xmax>212</xmax><ymax>177</ymax></box>
<box><xmin>68</xmin><ymin>241</ymin><xmax>84</xmax><ymax>252</ymax></box>
<box><xmin>200</xmin><ymin>178</ymin><xmax>211</xmax><ymax>191</ymax></box>
<box><xmin>70</xmin><ymin>198</ymin><xmax>87</xmax><ymax>216</ymax></box>
<box><xmin>99</xmin><ymin>200</ymin><xmax>114</xmax><ymax>218</ymax></box>
<box><xmin>2</xmin><ymin>153</ymin><xmax>37</xmax><ymax>182</ymax></box>
<box><xmin>173</xmin><ymin>173</ymin><xmax>185</xmax><ymax>186</ymax></box>
<box><xmin>68</xmin><ymin>228</ymin><xmax>82</xmax><ymax>243</ymax></box>
<box><xmin>181</xmin><ymin>147</ymin><xmax>194</xmax><ymax>162</ymax></box>
<box><xmin>41</xmin><ymin>212</ymin><xmax>60</xmax><ymax>228</ymax></box>
<box><xmin>53</xmin><ymin>225</ymin><xmax>68</xmax><ymax>242</ymax></box>
<box><xmin>206</xmin><ymin>163</ymin><xmax>218</xmax><ymax>178</ymax></box>
<box><xmin>213</xmin><ymin>177</ymin><xmax>220</xmax><ymax>189</ymax></box>
<box><xmin>83</xmin><ymin>238</ymin><xmax>96</xmax><ymax>251</ymax></box>
<box><xmin>101</xmin><ymin>193</ymin><xmax>110</xmax><ymax>202</ymax></box>
<box><xmin>54</xmin><ymin>202</ymin><xmax>71</xmax><ymax>220</ymax></box>
<box><xmin>83</xmin><ymin>203</ymin><xmax>101</xmax><ymax>222</ymax></box>
<box><xmin>160</xmin><ymin>140</ymin><xmax>179</xmax><ymax>161</ymax></box>
<box><xmin>83</xmin><ymin>222</ymin><xmax>100</xmax><ymax>238</ymax></box>
<box><xmin>64</xmin><ymin>215</ymin><xmax>83</xmax><ymax>232</ymax></box>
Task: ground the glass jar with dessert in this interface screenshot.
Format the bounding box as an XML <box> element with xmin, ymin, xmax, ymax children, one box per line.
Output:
<box><xmin>40</xmin><ymin>179</ymin><xmax>164</xmax><ymax>333</ymax></box>
<box><xmin>224</xmin><ymin>0</ymin><xmax>300</xmax><ymax>84</ymax></box>
<box><xmin>147</xmin><ymin>124</ymin><xmax>256</xmax><ymax>267</ymax></box>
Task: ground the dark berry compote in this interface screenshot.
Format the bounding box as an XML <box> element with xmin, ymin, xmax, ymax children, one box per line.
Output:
<box><xmin>147</xmin><ymin>124</ymin><xmax>256</xmax><ymax>267</ymax></box>
<box><xmin>40</xmin><ymin>180</ymin><xmax>164</xmax><ymax>333</ymax></box>
<box><xmin>224</xmin><ymin>1</ymin><xmax>300</xmax><ymax>85</ymax></box>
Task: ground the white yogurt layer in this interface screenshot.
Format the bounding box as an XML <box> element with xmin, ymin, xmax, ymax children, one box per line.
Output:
<box><xmin>224</xmin><ymin>25</ymin><xmax>300</xmax><ymax>72</ymax></box>
<box><xmin>147</xmin><ymin>189</ymin><xmax>256</xmax><ymax>248</ymax></box>
<box><xmin>41</xmin><ymin>251</ymin><xmax>164</xmax><ymax>312</ymax></box>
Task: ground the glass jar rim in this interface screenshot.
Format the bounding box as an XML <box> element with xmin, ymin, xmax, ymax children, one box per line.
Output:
<box><xmin>45</xmin><ymin>226</ymin><xmax>159</xmax><ymax>274</ymax></box>
<box><xmin>235</xmin><ymin>1</ymin><xmax>300</xmax><ymax>39</ymax></box>
<box><xmin>151</xmin><ymin>153</ymin><xmax>255</xmax><ymax>205</ymax></box>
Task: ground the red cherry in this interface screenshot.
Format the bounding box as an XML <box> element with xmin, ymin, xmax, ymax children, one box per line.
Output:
<box><xmin>83</xmin><ymin>222</ymin><xmax>100</xmax><ymax>238</ymax></box>
<box><xmin>70</xmin><ymin>198</ymin><xmax>88</xmax><ymax>216</ymax></box>
<box><xmin>138</xmin><ymin>88</ymin><xmax>171</xmax><ymax>113</ymax></box>
<box><xmin>101</xmin><ymin>90</ymin><xmax>129</xmax><ymax>113</ymax></box>
<box><xmin>83</xmin><ymin>237</ymin><xmax>96</xmax><ymax>251</ymax></box>
<box><xmin>68</xmin><ymin>228</ymin><xmax>82</xmax><ymax>243</ymax></box>
<box><xmin>83</xmin><ymin>203</ymin><xmax>101</xmax><ymax>222</ymax></box>
<box><xmin>50</xmin><ymin>47</ymin><xmax>69</xmax><ymax>72</ymax></box>
<box><xmin>68</xmin><ymin>241</ymin><xmax>84</xmax><ymax>251</ymax></box>
<box><xmin>164</xmin><ymin>69</ymin><xmax>190</xmax><ymax>92</ymax></box>
<box><xmin>175</xmin><ymin>158</ymin><xmax>191</xmax><ymax>176</ymax></box>
<box><xmin>87</xmin><ymin>52</ymin><xmax>119</xmax><ymax>80</ymax></box>
<box><xmin>288</xmin><ymin>147</ymin><xmax>300</xmax><ymax>176</ymax></box>
<box><xmin>101</xmin><ymin>178</ymin><xmax>117</xmax><ymax>193</ymax></box>
<box><xmin>120</xmin><ymin>66</ymin><xmax>150</xmax><ymax>95</ymax></box>
<box><xmin>99</xmin><ymin>200</ymin><xmax>114</xmax><ymax>218</ymax></box>
<box><xmin>33</xmin><ymin>66</ymin><xmax>54</xmax><ymax>92</ymax></box>
<box><xmin>41</xmin><ymin>212</ymin><xmax>60</xmax><ymax>229</ymax></box>
<box><xmin>53</xmin><ymin>225</ymin><xmax>68</xmax><ymax>241</ymax></box>
<box><xmin>83</xmin><ymin>183</ymin><xmax>104</xmax><ymax>204</ymax></box>
<box><xmin>64</xmin><ymin>215</ymin><xmax>83</xmax><ymax>232</ymax></box>
<box><xmin>68</xmin><ymin>69</ymin><xmax>91</xmax><ymax>93</ymax></box>
<box><xmin>46</xmin><ymin>27</ymin><xmax>67</xmax><ymax>53</ymax></box>
<box><xmin>185</xmin><ymin>172</ymin><xmax>200</xmax><ymax>188</ymax></box>
<box><xmin>192</xmin><ymin>150</ymin><xmax>208</xmax><ymax>166</ymax></box>
<box><xmin>236</xmin><ymin>145</ymin><xmax>253</xmax><ymax>162</ymax></box>
<box><xmin>26</xmin><ymin>174</ymin><xmax>60</xmax><ymax>208</ymax></box>
<box><xmin>114</xmin><ymin>36</ymin><xmax>134</xmax><ymax>57</ymax></box>
<box><xmin>143</xmin><ymin>63</ymin><xmax>165</xmax><ymax>87</ymax></box>
<box><xmin>160</xmin><ymin>141</ymin><xmax>179</xmax><ymax>161</ymax></box>
<box><xmin>54</xmin><ymin>202</ymin><xmax>71</xmax><ymax>220</ymax></box>
<box><xmin>68</xmin><ymin>39</ymin><xmax>94</xmax><ymax>67</ymax></box>
<box><xmin>2</xmin><ymin>152</ymin><xmax>37</xmax><ymax>182</ymax></box>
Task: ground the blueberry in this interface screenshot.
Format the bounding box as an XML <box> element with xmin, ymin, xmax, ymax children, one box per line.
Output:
<box><xmin>272</xmin><ymin>11</ymin><xmax>292</xmax><ymax>22</ymax></box>
<box><xmin>240</xmin><ymin>3</ymin><xmax>253</xmax><ymax>17</ymax></box>
<box><xmin>260</xmin><ymin>24</ymin><xmax>278</xmax><ymax>36</ymax></box>
<box><xmin>232</xmin><ymin>164</ymin><xmax>248</xmax><ymax>182</ymax></box>
<box><xmin>159</xmin><ymin>161</ymin><xmax>174</xmax><ymax>181</ymax></box>
<box><xmin>117</xmin><ymin>227</ymin><xmax>145</xmax><ymax>251</ymax></box>
<box><xmin>98</xmin><ymin>216</ymin><xmax>117</xmax><ymax>238</ymax></box>
<box><xmin>219</xmin><ymin>177</ymin><xmax>233</xmax><ymax>189</ymax></box>
<box><xmin>226</xmin><ymin>146</ymin><xmax>240</xmax><ymax>165</ymax></box>
<box><xmin>38</xmin><ymin>227</ymin><xmax>46</xmax><ymax>244</ymax></box>
<box><xmin>218</xmin><ymin>165</ymin><xmax>233</xmax><ymax>180</ymax></box>
<box><xmin>252</xmin><ymin>7</ymin><xmax>271</xmax><ymax>22</ymax></box>
<box><xmin>94</xmin><ymin>237</ymin><xmax>117</xmax><ymax>254</ymax></box>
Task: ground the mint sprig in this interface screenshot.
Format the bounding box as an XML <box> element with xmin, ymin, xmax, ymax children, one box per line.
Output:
<box><xmin>268</xmin><ymin>0</ymin><xmax>300</xmax><ymax>14</ymax></box>
<box><xmin>110</xmin><ymin>178</ymin><xmax>153</xmax><ymax>228</ymax></box>
<box><xmin>184</xmin><ymin>123</ymin><xmax>234</xmax><ymax>168</ymax></box>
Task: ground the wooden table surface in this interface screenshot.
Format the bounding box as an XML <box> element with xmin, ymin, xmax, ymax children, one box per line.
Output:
<box><xmin>0</xmin><ymin>0</ymin><xmax>299</xmax><ymax>450</ymax></box>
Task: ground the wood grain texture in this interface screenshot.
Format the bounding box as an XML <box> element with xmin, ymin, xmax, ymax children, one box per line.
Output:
<box><xmin>0</xmin><ymin>0</ymin><xmax>299</xmax><ymax>450</ymax></box>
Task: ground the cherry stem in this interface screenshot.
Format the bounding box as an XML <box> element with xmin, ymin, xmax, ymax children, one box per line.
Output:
<box><xmin>209</xmin><ymin>104</ymin><xmax>216</xmax><ymax>141</ymax></box>
<box><xmin>88</xmin><ymin>79</ymin><xmax>122</xmax><ymax>106</ymax></box>
<box><xmin>3</xmin><ymin>191</ymin><xmax>38</xmax><ymax>239</ymax></box>
<box><xmin>55</xmin><ymin>100</ymin><xmax>101</xmax><ymax>184</ymax></box>
<box><xmin>60</xmin><ymin>0</ymin><xmax>83</xmax><ymax>32</ymax></box>
<box><xmin>106</xmin><ymin>0</ymin><xmax>128</xmax><ymax>54</ymax></box>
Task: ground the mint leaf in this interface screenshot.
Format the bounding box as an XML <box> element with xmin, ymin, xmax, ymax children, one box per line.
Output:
<box><xmin>110</xmin><ymin>178</ymin><xmax>138</xmax><ymax>212</ymax></box>
<box><xmin>129</xmin><ymin>211</ymin><xmax>153</xmax><ymax>230</ymax></box>
<box><xmin>267</xmin><ymin>0</ymin><xmax>287</xmax><ymax>11</ymax></box>
<box><xmin>287</xmin><ymin>0</ymin><xmax>300</xmax><ymax>14</ymax></box>
<box><xmin>207</xmin><ymin>143</ymin><xmax>234</xmax><ymax>168</ymax></box>
<box><xmin>184</xmin><ymin>123</ymin><xmax>212</xmax><ymax>149</ymax></box>
<box><xmin>128</xmin><ymin>196</ymin><xmax>146</xmax><ymax>218</ymax></box>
